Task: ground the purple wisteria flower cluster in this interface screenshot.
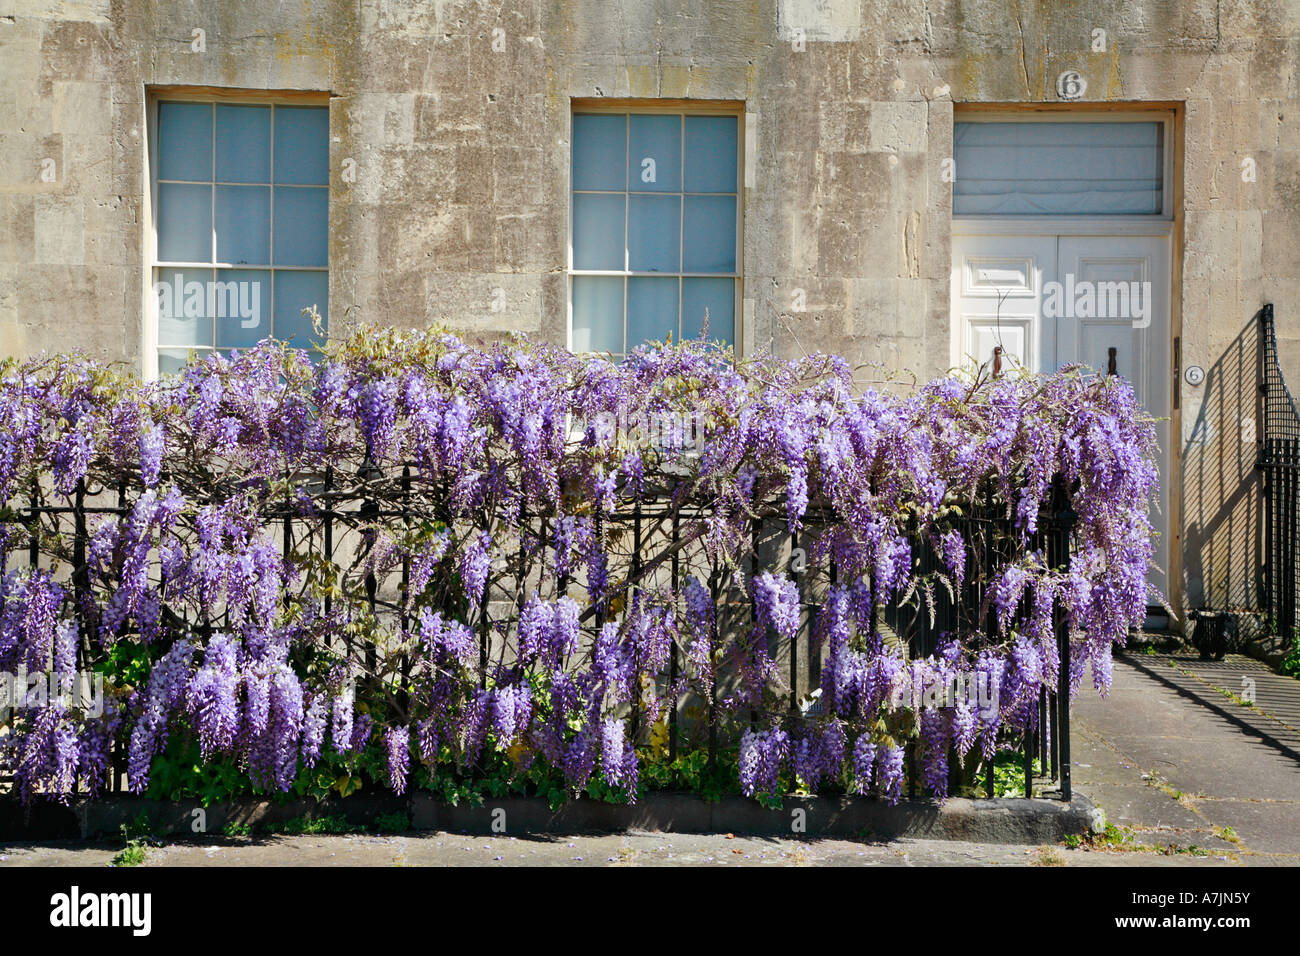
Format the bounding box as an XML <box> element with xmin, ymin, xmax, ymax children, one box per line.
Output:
<box><xmin>0</xmin><ymin>327</ymin><xmax>1158</xmax><ymax>805</ymax></box>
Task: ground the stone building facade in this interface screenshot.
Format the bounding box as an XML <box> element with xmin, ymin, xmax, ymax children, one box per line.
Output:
<box><xmin>2</xmin><ymin>0</ymin><xmax>1298</xmax><ymax>630</ymax></box>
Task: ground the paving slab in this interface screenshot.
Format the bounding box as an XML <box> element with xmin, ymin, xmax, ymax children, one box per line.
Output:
<box><xmin>1073</xmin><ymin>653</ymin><xmax>1300</xmax><ymax>863</ymax></box>
<box><xmin>1190</xmin><ymin>798</ymin><xmax>1300</xmax><ymax>855</ymax></box>
<box><xmin>1167</xmin><ymin>656</ymin><xmax>1300</xmax><ymax>735</ymax></box>
<box><xmin>1070</xmin><ymin>780</ymin><xmax>1212</xmax><ymax>832</ymax></box>
<box><xmin>1096</xmin><ymin>734</ymin><xmax>1300</xmax><ymax>801</ymax></box>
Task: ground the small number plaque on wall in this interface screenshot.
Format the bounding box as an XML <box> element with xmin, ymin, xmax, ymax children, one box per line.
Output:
<box><xmin>1056</xmin><ymin>70</ymin><xmax>1087</xmax><ymax>100</ymax></box>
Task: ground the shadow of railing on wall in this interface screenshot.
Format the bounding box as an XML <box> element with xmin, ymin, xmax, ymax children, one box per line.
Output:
<box><xmin>1183</xmin><ymin>303</ymin><xmax>1299</xmax><ymax>663</ymax></box>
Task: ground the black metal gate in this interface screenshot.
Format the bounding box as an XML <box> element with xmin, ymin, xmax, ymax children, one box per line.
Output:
<box><xmin>1258</xmin><ymin>303</ymin><xmax>1300</xmax><ymax>644</ymax></box>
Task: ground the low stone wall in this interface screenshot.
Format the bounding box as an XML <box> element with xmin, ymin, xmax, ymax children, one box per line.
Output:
<box><xmin>0</xmin><ymin>791</ymin><xmax>1102</xmax><ymax>845</ymax></box>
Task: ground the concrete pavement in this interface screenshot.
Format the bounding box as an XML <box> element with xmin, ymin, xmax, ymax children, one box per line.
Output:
<box><xmin>1072</xmin><ymin>651</ymin><xmax>1300</xmax><ymax>865</ymax></box>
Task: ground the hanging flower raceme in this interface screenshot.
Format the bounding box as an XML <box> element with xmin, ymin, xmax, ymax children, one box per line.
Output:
<box><xmin>126</xmin><ymin>637</ymin><xmax>194</xmax><ymax>793</ymax></box>
<box><xmin>185</xmin><ymin>634</ymin><xmax>241</xmax><ymax>759</ymax></box>
<box><xmin>753</xmin><ymin>572</ymin><xmax>800</xmax><ymax>641</ymax></box>
<box><xmin>0</xmin><ymin>327</ymin><xmax>1156</xmax><ymax>805</ymax></box>
<box><xmin>739</xmin><ymin>726</ymin><xmax>790</xmax><ymax>799</ymax></box>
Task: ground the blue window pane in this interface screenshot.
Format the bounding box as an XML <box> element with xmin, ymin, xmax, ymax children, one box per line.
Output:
<box><xmin>214</xmin><ymin>269</ymin><xmax>271</xmax><ymax>348</ymax></box>
<box><xmin>685</xmin><ymin>115</ymin><xmax>738</xmax><ymax>192</ymax></box>
<box><xmin>628</xmin><ymin>114</ymin><xmax>681</xmax><ymax>192</ymax></box>
<box><xmin>274</xmin><ymin>107</ymin><xmax>330</xmax><ymax>185</ymax></box>
<box><xmin>157</xmin><ymin>183</ymin><xmax>212</xmax><ymax>262</ymax></box>
<box><xmin>215</xmin><ymin>185</ymin><xmax>270</xmax><ymax>265</ymax></box>
<box><xmin>273</xmin><ymin>271</ymin><xmax>328</xmax><ymax>345</ymax></box>
<box><xmin>216</xmin><ymin>104</ymin><xmax>271</xmax><ymax>183</ymax></box>
<box><xmin>572</xmin><ymin>193</ymin><xmax>624</xmax><ymax>271</ymax></box>
<box><xmin>682</xmin><ymin>196</ymin><xmax>736</xmax><ymax>273</ymax></box>
<box><xmin>154</xmin><ymin>267</ymin><xmax>215</xmax><ymax>346</ymax></box>
<box><xmin>571</xmin><ymin>276</ymin><xmax>624</xmax><ymax>353</ymax></box>
<box><xmin>158</xmin><ymin>349</ymin><xmax>198</xmax><ymax>376</ymax></box>
<box><xmin>627</xmin><ymin>277</ymin><xmax>678</xmax><ymax>347</ymax></box>
<box><xmin>158</xmin><ymin>102</ymin><xmax>212</xmax><ymax>181</ymax></box>
<box><xmin>627</xmin><ymin>195</ymin><xmax>680</xmax><ymax>272</ymax></box>
<box><xmin>572</xmin><ymin>114</ymin><xmax>626</xmax><ymax>191</ymax></box>
<box><xmin>273</xmin><ymin>187</ymin><xmax>328</xmax><ymax>267</ymax></box>
<box><xmin>682</xmin><ymin>277</ymin><xmax>734</xmax><ymax>345</ymax></box>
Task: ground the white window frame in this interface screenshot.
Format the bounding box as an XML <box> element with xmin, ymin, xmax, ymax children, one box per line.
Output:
<box><xmin>143</xmin><ymin>88</ymin><xmax>331</xmax><ymax>379</ymax></box>
<box><xmin>567</xmin><ymin>101</ymin><xmax>746</xmax><ymax>359</ymax></box>
<box><xmin>952</xmin><ymin>109</ymin><xmax>1175</xmax><ymax>228</ymax></box>
<box><xmin>950</xmin><ymin>108</ymin><xmax>1177</xmax><ymax>373</ymax></box>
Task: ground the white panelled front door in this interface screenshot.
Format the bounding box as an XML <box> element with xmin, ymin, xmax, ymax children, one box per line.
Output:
<box><xmin>950</xmin><ymin>235</ymin><xmax>1057</xmax><ymax>373</ymax></box>
<box><xmin>952</xmin><ymin>227</ymin><xmax>1172</xmax><ymax>602</ymax></box>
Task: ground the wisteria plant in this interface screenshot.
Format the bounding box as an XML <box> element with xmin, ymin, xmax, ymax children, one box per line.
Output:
<box><xmin>0</xmin><ymin>326</ymin><xmax>1159</xmax><ymax>806</ymax></box>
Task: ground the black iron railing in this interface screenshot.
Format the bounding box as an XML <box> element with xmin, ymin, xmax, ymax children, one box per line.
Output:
<box><xmin>1258</xmin><ymin>303</ymin><xmax>1300</xmax><ymax>644</ymax></box>
<box><xmin>1</xmin><ymin>463</ymin><xmax>1078</xmax><ymax>802</ymax></box>
<box><xmin>1182</xmin><ymin>303</ymin><xmax>1300</xmax><ymax>659</ymax></box>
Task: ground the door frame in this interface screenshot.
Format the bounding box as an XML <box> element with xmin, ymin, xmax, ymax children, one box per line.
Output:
<box><xmin>950</xmin><ymin>103</ymin><xmax>1186</xmax><ymax>624</ymax></box>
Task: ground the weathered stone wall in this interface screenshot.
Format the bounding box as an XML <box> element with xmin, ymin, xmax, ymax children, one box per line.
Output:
<box><xmin>1</xmin><ymin>0</ymin><xmax>1297</xmax><ymax>619</ymax></box>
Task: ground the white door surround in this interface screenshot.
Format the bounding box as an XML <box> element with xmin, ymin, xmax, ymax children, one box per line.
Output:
<box><xmin>951</xmin><ymin>218</ymin><xmax>1174</xmax><ymax>603</ymax></box>
<box><xmin>950</xmin><ymin>108</ymin><xmax>1178</xmax><ymax>611</ymax></box>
